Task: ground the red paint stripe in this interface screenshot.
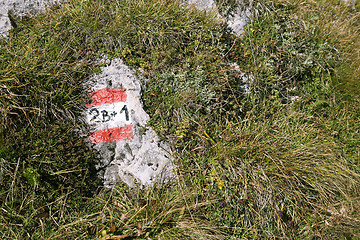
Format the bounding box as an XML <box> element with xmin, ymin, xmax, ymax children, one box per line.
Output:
<box><xmin>89</xmin><ymin>125</ymin><xmax>134</xmax><ymax>143</ymax></box>
<box><xmin>87</xmin><ymin>87</ymin><xmax>127</xmax><ymax>107</ymax></box>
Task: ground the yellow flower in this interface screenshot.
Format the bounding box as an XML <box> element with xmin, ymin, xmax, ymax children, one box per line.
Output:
<box><xmin>217</xmin><ymin>180</ymin><xmax>225</xmax><ymax>190</ymax></box>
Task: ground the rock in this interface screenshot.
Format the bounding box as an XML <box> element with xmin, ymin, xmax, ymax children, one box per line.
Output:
<box><xmin>230</xmin><ymin>62</ymin><xmax>253</xmax><ymax>94</ymax></box>
<box><xmin>83</xmin><ymin>58</ymin><xmax>174</xmax><ymax>188</ymax></box>
<box><xmin>0</xmin><ymin>0</ymin><xmax>59</xmax><ymax>37</ymax></box>
<box><xmin>226</xmin><ymin>3</ymin><xmax>252</xmax><ymax>37</ymax></box>
<box><xmin>186</xmin><ymin>0</ymin><xmax>253</xmax><ymax>36</ymax></box>
<box><xmin>186</xmin><ymin>0</ymin><xmax>218</xmax><ymax>12</ymax></box>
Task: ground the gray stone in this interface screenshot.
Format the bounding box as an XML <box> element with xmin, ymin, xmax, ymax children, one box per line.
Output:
<box><xmin>226</xmin><ymin>4</ymin><xmax>252</xmax><ymax>37</ymax></box>
<box><xmin>0</xmin><ymin>0</ymin><xmax>59</xmax><ymax>37</ymax></box>
<box><xmin>186</xmin><ymin>0</ymin><xmax>253</xmax><ymax>36</ymax></box>
<box><xmin>230</xmin><ymin>62</ymin><xmax>253</xmax><ymax>94</ymax></box>
<box><xmin>83</xmin><ymin>58</ymin><xmax>175</xmax><ymax>188</ymax></box>
<box><xmin>186</xmin><ymin>0</ymin><xmax>218</xmax><ymax>11</ymax></box>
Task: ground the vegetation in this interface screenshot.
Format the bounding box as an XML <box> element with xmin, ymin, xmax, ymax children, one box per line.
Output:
<box><xmin>0</xmin><ymin>0</ymin><xmax>359</xmax><ymax>238</ymax></box>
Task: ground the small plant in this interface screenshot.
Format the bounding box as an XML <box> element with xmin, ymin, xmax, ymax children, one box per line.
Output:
<box><xmin>23</xmin><ymin>167</ymin><xmax>39</xmax><ymax>186</ymax></box>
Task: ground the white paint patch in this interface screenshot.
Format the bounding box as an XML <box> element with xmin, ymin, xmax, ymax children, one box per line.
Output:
<box><xmin>87</xmin><ymin>102</ymin><xmax>131</xmax><ymax>130</ymax></box>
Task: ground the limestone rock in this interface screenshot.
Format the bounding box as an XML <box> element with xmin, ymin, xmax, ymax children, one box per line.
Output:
<box><xmin>230</xmin><ymin>62</ymin><xmax>253</xmax><ymax>94</ymax></box>
<box><xmin>83</xmin><ymin>58</ymin><xmax>175</xmax><ymax>188</ymax></box>
<box><xmin>0</xmin><ymin>0</ymin><xmax>59</xmax><ymax>37</ymax></box>
<box><xmin>186</xmin><ymin>0</ymin><xmax>253</xmax><ymax>36</ymax></box>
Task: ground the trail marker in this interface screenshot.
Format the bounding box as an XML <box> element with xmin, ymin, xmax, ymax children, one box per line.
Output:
<box><xmin>87</xmin><ymin>87</ymin><xmax>133</xmax><ymax>143</ymax></box>
<box><xmin>84</xmin><ymin>58</ymin><xmax>174</xmax><ymax>187</ymax></box>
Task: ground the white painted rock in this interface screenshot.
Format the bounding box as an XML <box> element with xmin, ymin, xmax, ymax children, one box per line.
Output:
<box><xmin>0</xmin><ymin>0</ymin><xmax>59</xmax><ymax>37</ymax></box>
<box><xmin>83</xmin><ymin>58</ymin><xmax>174</xmax><ymax>188</ymax></box>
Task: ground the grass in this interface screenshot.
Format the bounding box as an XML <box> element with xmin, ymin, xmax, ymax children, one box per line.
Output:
<box><xmin>0</xmin><ymin>0</ymin><xmax>360</xmax><ymax>239</ymax></box>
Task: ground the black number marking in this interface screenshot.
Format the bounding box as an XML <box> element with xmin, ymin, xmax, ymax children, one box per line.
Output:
<box><xmin>89</xmin><ymin>105</ymin><xmax>129</xmax><ymax>123</ymax></box>
<box><xmin>101</xmin><ymin>110</ymin><xmax>111</xmax><ymax>122</ymax></box>
<box><xmin>120</xmin><ymin>105</ymin><xmax>129</xmax><ymax>121</ymax></box>
<box><xmin>89</xmin><ymin>108</ymin><xmax>100</xmax><ymax>122</ymax></box>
